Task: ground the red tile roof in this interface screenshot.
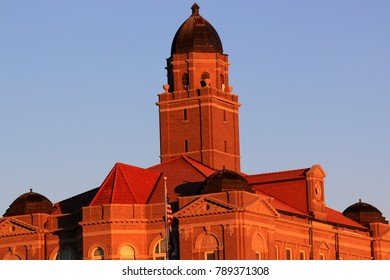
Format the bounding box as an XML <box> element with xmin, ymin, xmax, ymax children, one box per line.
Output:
<box><xmin>255</xmin><ymin>189</ymin><xmax>309</xmax><ymax>216</ymax></box>
<box><xmin>53</xmin><ymin>159</ymin><xmax>366</xmax><ymax>230</ymax></box>
<box><xmin>325</xmin><ymin>207</ymin><xmax>367</xmax><ymax>229</ymax></box>
<box><xmin>258</xmin><ymin>190</ymin><xmax>366</xmax><ymax>229</ymax></box>
<box><xmin>90</xmin><ymin>162</ymin><xmax>161</xmax><ymax>205</ymax></box>
<box><xmin>247</xmin><ymin>168</ymin><xmax>309</xmax><ymax>215</ymax></box>
<box><xmin>147</xmin><ymin>156</ymin><xmax>216</xmax><ymax>204</ymax></box>
<box><xmin>246</xmin><ymin>168</ymin><xmax>309</xmax><ymax>184</ymax></box>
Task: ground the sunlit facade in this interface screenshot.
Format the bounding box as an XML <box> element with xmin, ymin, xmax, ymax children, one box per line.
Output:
<box><xmin>1</xmin><ymin>4</ymin><xmax>389</xmax><ymax>260</ymax></box>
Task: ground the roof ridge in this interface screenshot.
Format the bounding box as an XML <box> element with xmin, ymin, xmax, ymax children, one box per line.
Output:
<box><xmin>110</xmin><ymin>164</ymin><xmax>118</xmax><ymax>203</ymax></box>
<box><xmin>89</xmin><ymin>164</ymin><xmax>117</xmax><ymax>206</ymax></box>
<box><xmin>247</xmin><ymin>167</ymin><xmax>309</xmax><ymax>177</ymax></box>
<box><xmin>147</xmin><ymin>157</ymin><xmax>181</xmax><ymax>169</ymax></box>
<box><xmin>181</xmin><ymin>155</ymin><xmax>216</xmax><ymax>176</ymax></box>
<box><xmin>146</xmin><ymin>173</ymin><xmax>164</xmax><ymax>204</ymax></box>
<box><xmin>116</xmin><ymin>163</ymin><xmax>138</xmax><ymax>203</ymax></box>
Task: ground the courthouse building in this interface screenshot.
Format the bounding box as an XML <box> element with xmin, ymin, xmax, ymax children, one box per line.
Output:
<box><xmin>1</xmin><ymin>4</ymin><xmax>389</xmax><ymax>260</ymax></box>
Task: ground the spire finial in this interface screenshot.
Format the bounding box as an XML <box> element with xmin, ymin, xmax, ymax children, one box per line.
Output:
<box><xmin>191</xmin><ymin>3</ymin><xmax>200</xmax><ymax>15</ymax></box>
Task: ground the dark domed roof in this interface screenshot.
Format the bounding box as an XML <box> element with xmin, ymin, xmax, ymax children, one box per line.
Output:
<box><xmin>343</xmin><ymin>200</ymin><xmax>388</xmax><ymax>227</ymax></box>
<box><xmin>171</xmin><ymin>3</ymin><xmax>223</xmax><ymax>54</ymax></box>
<box><xmin>3</xmin><ymin>189</ymin><xmax>56</xmax><ymax>217</ymax></box>
<box><xmin>202</xmin><ymin>168</ymin><xmax>254</xmax><ymax>194</ymax></box>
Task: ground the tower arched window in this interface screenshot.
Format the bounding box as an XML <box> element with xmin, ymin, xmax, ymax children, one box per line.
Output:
<box><xmin>220</xmin><ymin>74</ymin><xmax>225</xmax><ymax>91</ymax></box>
<box><xmin>201</xmin><ymin>72</ymin><xmax>210</xmax><ymax>80</ymax></box>
<box><xmin>201</xmin><ymin>72</ymin><xmax>210</xmax><ymax>87</ymax></box>
<box><xmin>182</xmin><ymin>73</ymin><xmax>189</xmax><ymax>90</ymax></box>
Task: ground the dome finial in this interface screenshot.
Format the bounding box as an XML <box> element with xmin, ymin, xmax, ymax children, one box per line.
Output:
<box><xmin>191</xmin><ymin>3</ymin><xmax>200</xmax><ymax>15</ymax></box>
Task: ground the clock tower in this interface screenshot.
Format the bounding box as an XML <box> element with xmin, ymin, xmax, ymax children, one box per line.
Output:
<box><xmin>157</xmin><ymin>3</ymin><xmax>241</xmax><ymax>172</ymax></box>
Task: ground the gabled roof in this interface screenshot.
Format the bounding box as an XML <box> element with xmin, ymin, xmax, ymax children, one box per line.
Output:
<box><xmin>147</xmin><ymin>156</ymin><xmax>216</xmax><ymax>204</ymax></box>
<box><xmin>90</xmin><ymin>162</ymin><xmax>161</xmax><ymax>206</ymax></box>
<box><xmin>247</xmin><ymin>168</ymin><xmax>309</xmax><ymax>215</ymax></box>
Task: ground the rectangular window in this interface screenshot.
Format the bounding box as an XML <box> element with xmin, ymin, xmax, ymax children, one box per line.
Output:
<box><xmin>224</xmin><ymin>140</ymin><xmax>227</xmax><ymax>153</ymax></box>
<box><xmin>183</xmin><ymin>109</ymin><xmax>187</xmax><ymax>121</ymax></box>
<box><xmin>299</xmin><ymin>250</ymin><xmax>305</xmax><ymax>260</ymax></box>
<box><xmin>255</xmin><ymin>251</ymin><xmax>261</xmax><ymax>260</ymax></box>
<box><xmin>286</xmin><ymin>248</ymin><xmax>293</xmax><ymax>260</ymax></box>
<box><xmin>223</xmin><ymin>110</ymin><xmax>226</xmax><ymax>121</ymax></box>
<box><xmin>205</xmin><ymin>251</ymin><xmax>216</xmax><ymax>260</ymax></box>
<box><xmin>184</xmin><ymin>140</ymin><xmax>188</xmax><ymax>153</ymax></box>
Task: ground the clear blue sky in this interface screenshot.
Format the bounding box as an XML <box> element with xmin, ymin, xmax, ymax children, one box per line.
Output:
<box><xmin>1</xmin><ymin>1</ymin><xmax>389</xmax><ymax>218</ymax></box>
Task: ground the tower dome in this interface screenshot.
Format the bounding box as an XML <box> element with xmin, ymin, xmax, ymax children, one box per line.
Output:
<box><xmin>171</xmin><ymin>3</ymin><xmax>223</xmax><ymax>54</ymax></box>
<box><xmin>343</xmin><ymin>200</ymin><xmax>388</xmax><ymax>227</ymax></box>
<box><xmin>3</xmin><ymin>189</ymin><xmax>56</xmax><ymax>217</ymax></box>
<box><xmin>202</xmin><ymin>168</ymin><xmax>253</xmax><ymax>194</ymax></box>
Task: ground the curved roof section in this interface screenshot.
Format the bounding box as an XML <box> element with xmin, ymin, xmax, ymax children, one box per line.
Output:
<box><xmin>202</xmin><ymin>168</ymin><xmax>254</xmax><ymax>194</ymax></box>
<box><xmin>343</xmin><ymin>200</ymin><xmax>388</xmax><ymax>227</ymax></box>
<box><xmin>171</xmin><ymin>3</ymin><xmax>223</xmax><ymax>54</ymax></box>
<box><xmin>4</xmin><ymin>189</ymin><xmax>55</xmax><ymax>217</ymax></box>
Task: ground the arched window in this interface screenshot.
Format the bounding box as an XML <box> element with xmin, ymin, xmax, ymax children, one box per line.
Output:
<box><xmin>3</xmin><ymin>253</ymin><xmax>22</xmax><ymax>260</ymax></box>
<box><xmin>154</xmin><ymin>239</ymin><xmax>167</xmax><ymax>260</ymax></box>
<box><xmin>252</xmin><ymin>234</ymin><xmax>265</xmax><ymax>260</ymax></box>
<box><xmin>182</xmin><ymin>73</ymin><xmax>189</xmax><ymax>90</ymax></box>
<box><xmin>56</xmin><ymin>247</ymin><xmax>75</xmax><ymax>260</ymax></box>
<box><xmin>120</xmin><ymin>245</ymin><xmax>135</xmax><ymax>260</ymax></box>
<box><xmin>220</xmin><ymin>74</ymin><xmax>225</xmax><ymax>91</ymax></box>
<box><xmin>200</xmin><ymin>72</ymin><xmax>210</xmax><ymax>87</ymax></box>
<box><xmin>195</xmin><ymin>233</ymin><xmax>219</xmax><ymax>260</ymax></box>
<box><xmin>92</xmin><ymin>247</ymin><xmax>104</xmax><ymax>260</ymax></box>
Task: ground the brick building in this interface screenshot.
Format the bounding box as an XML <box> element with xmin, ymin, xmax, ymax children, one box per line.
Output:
<box><xmin>1</xmin><ymin>3</ymin><xmax>389</xmax><ymax>260</ymax></box>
